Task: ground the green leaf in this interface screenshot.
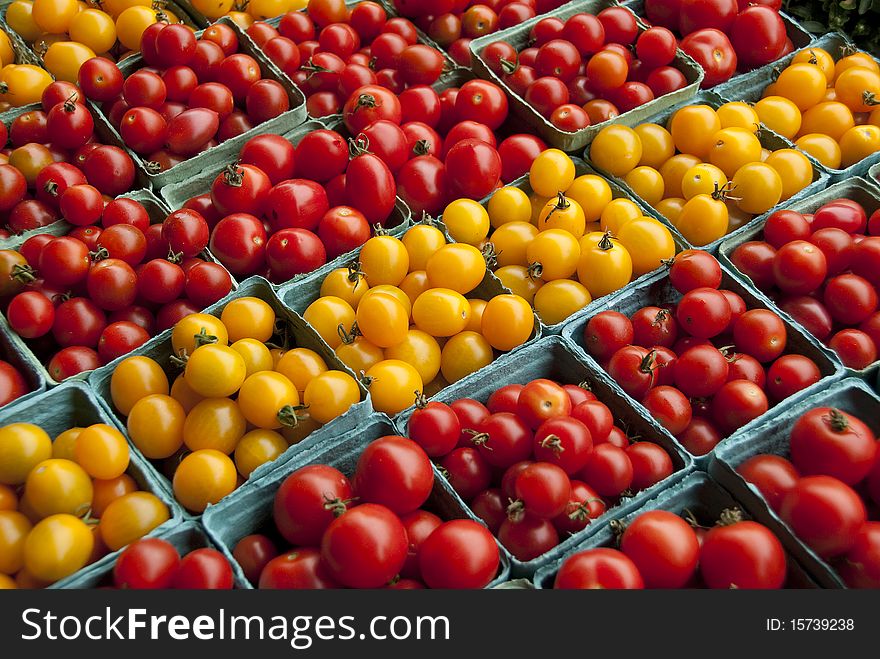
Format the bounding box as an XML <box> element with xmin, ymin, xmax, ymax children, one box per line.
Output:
<box><xmin>859</xmin><ymin>0</ymin><xmax>872</xmax><ymax>12</ymax></box>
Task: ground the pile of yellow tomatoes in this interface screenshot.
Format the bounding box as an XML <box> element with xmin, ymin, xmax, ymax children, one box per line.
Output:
<box><xmin>749</xmin><ymin>46</ymin><xmax>880</xmax><ymax>171</ymax></box>
<box><xmin>480</xmin><ymin>149</ymin><xmax>677</xmax><ymax>326</ymax></box>
<box><xmin>4</xmin><ymin>0</ymin><xmax>191</xmax><ymax>76</ymax></box>
<box><xmin>190</xmin><ymin>0</ymin><xmax>306</xmax><ymax>26</ymax></box>
<box><xmin>0</xmin><ymin>420</ymin><xmax>171</xmax><ymax>588</ymax></box>
<box><xmin>108</xmin><ymin>296</ymin><xmax>361</xmax><ymax>513</ymax></box>
<box><xmin>590</xmin><ymin>103</ymin><xmax>816</xmax><ymax>247</ymax></box>
<box><xmin>0</xmin><ymin>24</ymin><xmax>54</xmax><ymax>108</ymax></box>
<box><xmin>305</xmin><ymin>227</ymin><xmax>535</xmax><ymax>413</ymax></box>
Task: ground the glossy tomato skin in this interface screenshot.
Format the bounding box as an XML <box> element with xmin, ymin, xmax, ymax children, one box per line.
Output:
<box><xmin>274</xmin><ymin>465</ymin><xmax>352</xmax><ymax>546</ymax></box>
<box><xmin>209</xmin><ymin>213</ymin><xmax>267</xmax><ymax>275</ymax></box>
<box><xmin>553</xmin><ymin>480</ymin><xmax>606</xmax><ymax>535</ymax></box>
<box><xmin>47</xmin><ymin>346</ymin><xmax>100</xmax><ymax>380</ymax></box>
<box><xmin>781</xmin><ymin>476</ymin><xmax>867</xmax><ymax>558</ymax></box>
<box><xmin>454</xmin><ymin>80</ymin><xmax>508</xmax><ymax>131</ymax></box>
<box><xmin>444</xmin><ymin>138</ymin><xmax>501</xmax><ymax>200</ymax></box>
<box><xmin>517</xmin><ymin>379</ymin><xmax>572</xmax><ymax>429</ymax></box>
<box><xmin>210</xmin><ymin>164</ymin><xmax>271</xmax><ymax>217</ymax></box>
<box><xmin>172</xmin><ymin>549</ymin><xmax>233</xmax><ymax>590</ymax></box>
<box><xmin>0</xmin><ymin>361</ymin><xmax>27</xmax><ymax>406</ymax></box>
<box><xmin>346</xmin><ymin>150</ymin><xmax>396</xmax><ymax>225</ymax></box>
<box><xmin>113</xmin><ymin>538</ymin><xmax>180</xmax><ymax>589</ymax></box>
<box><xmin>620</xmin><ymin>510</ymin><xmax>700</xmax><ymax>588</ymax></box>
<box><xmin>472</xmin><ymin>412</ymin><xmax>534</xmax><ymax>469</ymax></box>
<box><xmin>554</xmin><ymin>548</ymin><xmax>645</xmax><ymax>589</ymax></box>
<box><xmin>730</xmin><ymin>6</ymin><xmax>786</xmax><ymax>69</ymax></box>
<box><xmin>837</xmin><ymin>522</ymin><xmax>880</xmax><ymax>588</ymax></box>
<box><xmin>680</xmin><ymin>29</ymin><xmax>737</xmax><ymax>88</ymax></box>
<box><xmin>626</xmin><ymin>442</ymin><xmax>673</xmax><ymax>491</ymax></box>
<box><xmin>398</xmin><ymin>155</ymin><xmax>448</xmax><ymax>217</ymax></box>
<box><xmin>408</xmin><ymin>401</ymin><xmax>461</xmax><ymax>457</ymax></box>
<box><xmin>52</xmin><ymin>297</ymin><xmax>106</xmax><ymax>348</ymax></box>
<box><xmin>789</xmin><ymin>408</ymin><xmax>877</xmax><ymax>485</ymax></box>
<box><xmin>498</xmin><ymin>513</ymin><xmax>559</xmax><ymax>561</ymax></box>
<box><xmin>737</xmin><ymin>454</ymin><xmax>800</xmax><ymax>512</ymax></box>
<box><xmin>353</xmin><ymin>436</ymin><xmax>433</xmax><ymax>515</ymax></box>
<box><xmin>343</xmin><ymin>85</ymin><xmax>402</xmax><ymax>135</ymax></box>
<box><xmin>439</xmin><ymin>447</ymin><xmax>492</xmax><ymax>499</ymax></box>
<box><xmin>497</xmin><ymin>134</ymin><xmax>547</xmax><ymax>183</ymax></box>
<box><xmin>259</xmin><ymin>549</ymin><xmax>339</xmax><ymax>589</ymax></box>
<box><xmin>583</xmin><ymin>311</ymin><xmax>634</xmax><ymax>361</ymax></box>
<box><xmin>700</xmin><ymin>520</ymin><xmax>786</xmax><ymax>589</ymax></box>
<box><xmin>321</xmin><ymin>503</ymin><xmax>408</xmax><ymax>588</ymax></box>
<box><xmin>399</xmin><ymin>510</ymin><xmax>442</xmax><ymax>579</ymax></box>
<box><xmin>418</xmin><ymin>519</ymin><xmax>500</xmax><ymax>589</ymax></box>
<box><xmin>533</xmin><ymin>417</ymin><xmax>593</xmax><ymax>475</ymax></box>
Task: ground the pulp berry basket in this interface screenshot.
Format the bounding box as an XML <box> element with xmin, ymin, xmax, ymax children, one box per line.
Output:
<box><xmin>709</xmin><ymin>377</ymin><xmax>880</xmax><ymax>589</ymax></box>
<box><xmin>0</xmin><ymin>16</ymin><xmax>43</xmax><ymax>66</ymax></box>
<box><xmin>713</xmin><ymin>32</ymin><xmax>880</xmax><ymax>183</ymax></box>
<box><xmin>870</xmin><ymin>161</ymin><xmax>880</xmax><ymax>185</ymax></box>
<box><xmin>0</xmin><ymin>188</ymin><xmax>237</xmax><ymax>387</ymax></box>
<box><xmin>585</xmin><ymin>91</ymin><xmax>830</xmax><ymax>254</ymax></box>
<box><xmin>63</xmin><ymin>520</ymin><xmax>250</xmax><ymax>589</ymax></box>
<box><xmin>93</xmin><ymin>16</ymin><xmax>307</xmax><ymax>192</ymax></box>
<box><xmin>202</xmin><ymin>412</ymin><xmax>512</xmax><ymax>589</ymax></box>
<box><xmin>87</xmin><ymin>276</ymin><xmax>372</xmax><ymax>509</ymax></box>
<box><xmin>560</xmin><ymin>262</ymin><xmax>844</xmax><ymax>463</ymax></box>
<box><xmin>474</xmin><ymin>155</ymin><xmax>687</xmax><ymax>336</ymax></box>
<box><xmin>395</xmin><ymin>335</ymin><xmax>694</xmax><ymax>578</ymax></box>
<box><xmin>468</xmin><ymin>0</ymin><xmax>703</xmax><ymax>153</ymax></box>
<box><xmin>0</xmin><ymin>380</ymin><xmax>182</xmax><ymax>589</ymax></box>
<box><xmin>158</xmin><ymin>119</ymin><xmax>413</xmax><ymax>289</ymax></box>
<box><xmin>717</xmin><ymin>176</ymin><xmax>880</xmax><ymax>380</ymax></box>
<box><xmin>531</xmin><ymin>471</ymin><xmax>821</xmax><ymax>589</ymax></box>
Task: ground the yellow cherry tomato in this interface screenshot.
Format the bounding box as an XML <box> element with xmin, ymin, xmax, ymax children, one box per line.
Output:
<box><xmin>840</xmin><ymin>124</ymin><xmax>880</xmax><ymax>166</ymax></box>
<box><xmin>834</xmin><ymin>52</ymin><xmax>880</xmax><ymax>80</ymax></box>
<box><xmin>490</xmin><ymin>221</ymin><xmax>538</xmax><ymax>268</ymax></box>
<box><xmin>365</xmin><ymin>360</ymin><xmax>422</xmax><ymax>414</ymax></box>
<box><xmin>234</xmin><ymin>429</ymin><xmax>287</xmax><ymax>478</ymax></box>
<box><xmin>51</xmin><ymin>428</ymin><xmax>81</xmax><ymax>462</ymax></box>
<box><xmin>658</xmin><ymin>153</ymin><xmax>702</xmax><ymax>199</ymax></box>
<box><xmin>25</xmin><ymin>459</ymin><xmax>92</xmax><ymax>519</ymax></box>
<box><xmin>6</xmin><ymin>1</ymin><xmax>42</xmax><ymax>43</ymax></box>
<box><xmin>402</xmin><ymin>223</ymin><xmax>446</xmax><ymax>271</ymax></box>
<box><xmin>676</xmin><ymin>194</ymin><xmax>729</xmax><ymax>246</ymax></box>
<box><xmin>302</xmin><ymin>370</ymin><xmax>360</xmax><ymax>423</ymax></box>
<box><xmin>25</xmin><ymin>513</ymin><xmax>92</xmax><ymax>582</ymax></box>
<box><xmin>0</xmin><ymin>64</ymin><xmax>53</xmax><ymax>106</ymax></box>
<box><xmin>617</xmin><ymin>218</ymin><xmax>675</xmax><ymax>276</ymax></box>
<box><xmin>221</xmin><ymin>296</ymin><xmax>275</xmax><ymax>343</ymax></box>
<box><xmin>412</xmin><ymin>289</ymin><xmax>471</xmax><ymax>337</ymax></box>
<box><xmin>655</xmin><ymin>197</ymin><xmax>687</xmax><ymax>225</ymax></box>
<box><xmin>69</xmin><ymin>8</ymin><xmax>117</xmax><ymax>54</ymax></box>
<box><xmin>385</xmin><ymin>329</ymin><xmax>442</xmax><ymax>383</ymax></box>
<box><xmin>440</xmin><ymin>331</ymin><xmax>493</xmax><ymax>383</ymax></box>
<box><xmin>91</xmin><ymin>474</ymin><xmax>137</xmax><ymax>518</ymax></box>
<box><xmin>101</xmin><ymin>0</ymin><xmax>148</xmax><ymax>17</ymax></box>
<box><xmin>335</xmin><ymin>336</ymin><xmax>384</xmax><ymax>373</ymax></box>
<box><xmin>74</xmin><ymin>424</ymin><xmax>129</xmax><ymax>481</ymax></box>
<box><xmin>171</xmin><ymin>313</ymin><xmax>229</xmax><ymax>357</ymax></box>
<box><xmin>248</xmin><ymin>0</ymin><xmax>287</xmax><ymax>19</ymax></box>
<box><xmin>43</xmin><ymin>41</ymin><xmax>96</xmax><ymax>83</ymax></box>
<box><xmin>799</xmin><ymin>101</ymin><xmax>854</xmax><ymax>141</ymax></box>
<box><xmin>304</xmin><ymin>296</ymin><xmax>356</xmax><ymax>350</ymax></box>
<box><xmin>226</xmin><ymin>10</ymin><xmax>254</xmax><ymax>28</ymax></box>
<box><xmin>732</xmin><ymin>162</ymin><xmax>783</xmax><ymax>214</ymax></box>
<box><xmin>634</xmin><ymin>123</ymin><xmax>675</xmax><ymax>169</ymax></box>
<box><xmin>795</xmin><ymin>133</ymin><xmax>842</xmax><ymax>169</ymax></box>
<box><xmin>115</xmin><ymin>5</ymin><xmax>159</xmax><ymax>51</ymax></box>
<box><xmin>589</xmin><ymin>125</ymin><xmax>642</xmax><ymax>176</ymax></box>
<box><xmin>110</xmin><ymin>356</ymin><xmax>169</xmax><ymax>417</ymax></box>
<box><xmin>190</xmin><ymin>0</ymin><xmax>234</xmax><ymax>19</ymax></box>
<box><xmin>184</xmin><ymin>344</ymin><xmax>247</xmax><ymax>398</ymax></box>
<box><xmin>0</xmin><ymin>574</ymin><xmax>15</xmax><ymax>588</ymax></box>
<box><xmin>537</xmin><ymin>192</ymin><xmax>586</xmax><ymax>236</ymax></box>
<box><xmin>360</xmin><ymin>235</ymin><xmax>409</xmax><ymax>286</ymax></box>
<box><xmin>230</xmin><ymin>338</ymin><xmax>274</xmax><ymax>377</ymax></box>
<box><xmin>466</xmin><ymin>299</ymin><xmax>487</xmax><ymax>332</ymax></box>
<box><xmin>599</xmin><ymin>197</ymin><xmax>641</xmax><ymax>234</ymax></box>
<box><xmin>442</xmin><ymin>198</ymin><xmax>490</xmax><ymax>245</ymax></box>
<box><xmin>624</xmin><ymin>166</ymin><xmax>665</xmax><ymax>206</ymax></box>
<box><xmin>775</xmin><ymin>63</ymin><xmax>828</xmax><ymax>110</ymax></box>
<box><xmin>399</xmin><ymin>270</ymin><xmax>431</xmax><ymax>305</ymax></box>
<box><xmin>565</xmin><ymin>174</ymin><xmax>612</xmax><ymax>224</ymax></box>
<box><xmin>529</xmin><ymin>149</ymin><xmax>576</xmax><ymax>196</ymax></box>
<box><xmin>754</xmin><ymin>96</ymin><xmax>802</xmax><ymax>139</ymax></box>
<box><xmin>320</xmin><ymin>267</ymin><xmax>369</xmax><ymax>309</ymax></box>
<box><xmin>681</xmin><ymin>163</ymin><xmax>728</xmax><ymax>200</ymax></box>
<box><xmin>481</xmin><ymin>294</ymin><xmax>533</xmax><ymax>351</ymax></box>
<box><xmin>707</xmin><ymin>127</ymin><xmax>763</xmax><ymax>178</ymax></box>
<box><xmin>494</xmin><ymin>265</ymin><xmax>542</xmax><ymax>303</ymax></box>
<box><xmin>526</xmin><ymin>229</ymin><xmax>580</xmax><ymax>281</ymax></box>
<box><xmin>275</xmin><ymin>347</ymin><xmax>328</xmax><ymax>393</ymax></box>
<box><xmin>361</xmin><ymin>285</ymin><xmax>412</xmax><ymax>317</ymax></box>
<box><xmin>764</xmin><ymin>149</ymin><xmax>813</xmax><ymax>200</ymax></box>
<box><xmin>716</xmin><ymin>102</ymin><xmax>760</xmax><ymax>132</ymax></box>
<box><xmin>0</xmin><ymin>423</ymin><xmax>52</xmax><ymax>485</ymax></box>
<box><xmin>426</xmin><ymin>242</ymin><xmax>486</xmax><ymax>294</ymax></box>
<box><xmin>99</xmin><ymin>491</ymin><xmax>169</xmax><ymax>550</ymax></box>
<box><xmin>533</xmin><ymin>280</ymin><xmax>591</xmax><ymax>326</ymax></box>
<box><xmin>173</xmin><ymin>449</ymin><xmax>237</xmax><ymax>512</ymax></box>
<box><xmin>32</xmin><ymin>0</ymin><xmax>78</xmax><ymax>33</ymax></box>
<box><xmin>529</xmin><ymin>190</ymin><xmax>552</xmax><ymax>225</ymax></box>
<box><xmin>0</xmin><ymin>511</ymin><xmax>31</xmax><ymax>574</ymax></box>
<box><xmin>170</xmin><ymin>374</ymin><xmax>203</xmax><ymax>414</ymax></box>
<box><xmin>792</xmin><ymin>47</ymin><xmax>835</xmax><ymax>81</ymax></box>
<box><xmin>835</xmin><ymin>67</ymin><xmax>880</xmax><ymax>113</ymax></box>
<box><xmin>0</xmin><ymin>31</ymin><xmax>14</xmax><ymax>68</ymax></box>
<box><xmin>488</xmin><ymin>186</ymin><xmax>531</xmax><ymax>228</ymax></box>
<box><xmin>669</xmin><ymin>105</ymin><xmax>720</xmax><ymax>158</ymax></box>
<box><xmin>183</xmin><ymin>397</ymin><xmax>246</xmax><ymax>453</ymax></box>
<box><xmin>576</xmin><ymin>232</ymin><xmax>633</xmax><ymax>298</ymax></box>
<box><xmin>356</xmin><ymin>291</ymin><xmax>409</xmax><ymax>348</ymax></box>
<box><xmin>0</xmin><ymin>484</ymin><xmax>17</xmax><ymax>511</ymax></box>
<box><xmin>237</xmin><ymin>371</ymin><xmax>300</xmax><ymax>430</ymax></box>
